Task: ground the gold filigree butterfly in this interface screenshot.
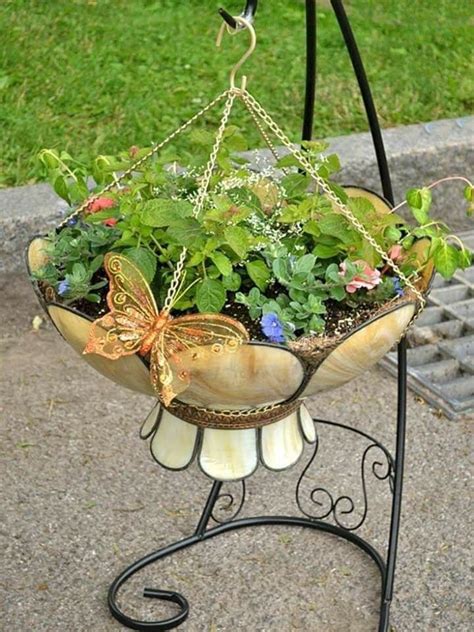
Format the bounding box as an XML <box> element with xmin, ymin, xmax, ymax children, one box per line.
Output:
<box><xmin>84</xmin><ymin>253</ymin><xmax>249</xmax><ymax>405</ymax></box>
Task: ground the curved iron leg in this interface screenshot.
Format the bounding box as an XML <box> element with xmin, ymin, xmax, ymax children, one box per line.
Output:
<box><xmin>108</xmin><ymin>515</ymin><xmax>388</xmax><ymax>631</ymax></box>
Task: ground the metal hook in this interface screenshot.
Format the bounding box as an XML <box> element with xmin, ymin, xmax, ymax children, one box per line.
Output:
<box><xmin>219</xmin><ymin>1</ymin><xmax>258</xmax><ymax>29</ymax></box>
<box><xmin>216</xmin><ymin>15</ymin><xmax>257</xmax><ymax>91</ymax></box>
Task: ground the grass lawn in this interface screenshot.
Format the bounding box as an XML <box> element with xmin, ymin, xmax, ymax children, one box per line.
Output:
<box><xmin>0</xmin><ymin>0</ymin><xmax>472</xmax><ymax>187</ymax></box>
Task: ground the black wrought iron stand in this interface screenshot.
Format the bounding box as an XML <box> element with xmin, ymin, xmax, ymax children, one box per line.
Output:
<box><xmin>108</xmin><ymin>2</ymin><xmax>406</xmax><ymax>630</ymax></box>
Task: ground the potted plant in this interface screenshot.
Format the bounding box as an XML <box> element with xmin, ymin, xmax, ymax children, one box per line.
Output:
<box><xmin>27</xmin><ymin>112</ymin><xmax>473</xmax><ymax>481</ymax></box>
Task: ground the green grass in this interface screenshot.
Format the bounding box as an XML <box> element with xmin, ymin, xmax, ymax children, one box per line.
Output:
<box><xmin>0</xmin><ymin>0</ymin><xmax>472</xmax><ymax>187</ymax></box>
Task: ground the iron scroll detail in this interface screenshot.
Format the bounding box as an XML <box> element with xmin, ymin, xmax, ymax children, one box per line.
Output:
<box><xmin>295</xmin><ymin>419</ymin><xmax>394</xmax><ymax>531</ymax></box>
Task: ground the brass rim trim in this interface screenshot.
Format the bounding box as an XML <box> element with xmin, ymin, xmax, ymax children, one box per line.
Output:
<box><xmin>165</xmin><ymin>399</ymin><xmax>301</xmax><ymax>430</ymax></box>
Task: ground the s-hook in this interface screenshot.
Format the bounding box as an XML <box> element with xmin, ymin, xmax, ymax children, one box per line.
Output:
<box><xmin>216</xmin><ymin>15</ymin><xmax>256</xmax><ymax>91</ymax></box>
<box><xmin>219</xmin><ymin>0</ymin><xmax>258</xmax><ymax>29</ymax></box>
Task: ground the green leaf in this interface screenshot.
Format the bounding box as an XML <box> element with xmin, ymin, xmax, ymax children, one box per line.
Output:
<box><xmin>141</xmin><ymin>199</ymin><xmax>193</xmax><ymax>227</ymax></box>
<box><xmin>329</xmin><ymin>285</ymin><xmax>346</xmax><ymax>301</ymax></box>
<box><xmin>464</xmin><ymin>185</ymin><xmax>474</xmax><ymax>202</ymax></box>
<box><xmin>123</xmin><ymin>247</ymin><xmax>157</xmax><ymax>283</ymax></box>
<box><xmin>84</xmin><ymin>293</ymin><xmax>101</xmax><ymax>303</ymax></box>
<box><xmin>433</xmin><ymin>242</ymin><xmax>459</xmax><ymax>279</ymax></box>
<box><xmin>324</xmin><ymin>153</ymin><xmax>341</xmax><ymax>174</ymax></box>
<box><xmin>195</xmin><ymin>278</ymin><xmax>226</xmax><ymax>313</ymax></box>
<box><xmin>222</xmin><ymin>271</ymin><xmax>241</xmax><ymax>291</ymax></box>
<box><xmin>313</xmin><ymin>243</ymin><xmax>341</xmax><ymax>258</ymax></box>
<box><xmin>89</xmin><ymin>254</ymin><xmax>104</xmax><ymax>274</ymax></box>
<box><xmin>38</xmin><ymin>149</ymin><xmax>60</xmax><ymax>170</ymax></box>
<box><xmin>187</xmin><ymin>251</ymin><xmax>204</xmax><ymax>267</ymax></box>
<box><xmin>209</xmin><ymin>251</ymin><xmax>232</xmax><ymax>277</ymax></box>
<box><xmin>53</xmin><ymin>175</ymin><xmax>71</xmax><ymax>204</ymax></box>
<box><xmin>224</xmin><ymin>225</ymin><xmax>250</xmax><ymax>258</ymax></box>
<box><xmin>318</xmin><ymin>214</ymin><xmax>352</xmax><ymax>243</ymax></box>
<box><xmin>458</xmin><ymin>247</ymin><xmax>472</xmax><ymax>269</ymax></box>
<box><xmin>308</xmin><ymin>314</ymin><xmax>325</xmax><ymax>333</ymax></box>
<box><xmin>280</xmin><ymin>173</ymin><xmax>310</xmax><ymax>199</ymax></box>
<box><xmin>246</xmin><ymin>260</ymin><xmax>271</xmax><ymax>291</ymax></box>
<box><xmin>303</xmin><ymin>219</ymin><xmax>320</xmax><ymax>237</ymax></box>
<box><xmin>464</xmin><ymin>186</ymin><xmax>474</xmax><ymax>216</ymax></box>
<box><xmin>294</xmin><ymin>254</ymin><xmax>316</xmax><ymax>275</ymax></box>
<box><xmin>68</xmin><ymin>178</ymin><xmax>89</xmax><ymax>203</ymax></box>
<box><xmin>277</xmin><ymin>204</ymin><xmax>303</xmax><ymax>224</ymax></box>
<box><xmin>272</xmin><ymin>258</ymin><xmax>291</xmax><ymax>283</ymax></box>
<box><xmin>167</xmin><ymin>218</ymin><xmax>206</xmax><ymax>249</ymax></box>
<box><xmin>385</xmin><ymin>226</ymin><xmax>402</xmax><ymax>242</ymax></box>
<box><xmin>406</xmin><ymin>187</ymin><xmax>432</xmax><ymax>224</ymax></box>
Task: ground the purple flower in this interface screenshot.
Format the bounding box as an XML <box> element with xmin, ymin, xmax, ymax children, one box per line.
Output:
<box><xmin>393</xmin><ymin>277</ymin><xmax>404</xmax><ymax>297</ymax></box>
<box><xmin>67</xmin><ymin>216</ymin><xmax>78</xmax><ymax>227</ymax></box>
<box><xmin>261</xmin><ymin>312</ymin><xmax>285</xmax><ymax>343</ymax></box>
<box><xmin>58</xmin><ymin>279</ymin><xmax>70</xmax><ymax>296</ymax></box>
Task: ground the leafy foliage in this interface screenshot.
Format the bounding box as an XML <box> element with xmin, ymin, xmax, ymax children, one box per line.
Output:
<box><xmin>33</xmin><ymin>129</ymin><xmax>472</xmax><ymax>339</ymax></box>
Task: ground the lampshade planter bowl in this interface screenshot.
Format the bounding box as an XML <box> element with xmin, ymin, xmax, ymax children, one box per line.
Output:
<box><xmin>27</xmin><ymin>228</ymin><xmax>427</xmax><ymax>482</ymax></box>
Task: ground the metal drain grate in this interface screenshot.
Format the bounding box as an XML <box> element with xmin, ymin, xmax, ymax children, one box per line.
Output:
<box><xmin>380</xmin><ymin>230</ymin><xmax>474</xmax><ymax>419</ymax></box>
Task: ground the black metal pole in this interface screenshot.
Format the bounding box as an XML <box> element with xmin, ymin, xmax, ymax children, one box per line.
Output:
<box><xmin>302</xmin><ymin>1</ymin><xmax>317</xmax><ymax>141</ymax></box>
<box><xmin>379</xmin><ymin>338</ymin><xmax>408</xmax><ymax>631</ymax></box>
<box><xmin>329</xmin><ymin>4</ymin><xmax>407</xmax><ymax>630</ymax></box>
<box><xmin>330</xmin><ymin>0</ymin><xmax>394</xmax><ymax>203</ymax></box>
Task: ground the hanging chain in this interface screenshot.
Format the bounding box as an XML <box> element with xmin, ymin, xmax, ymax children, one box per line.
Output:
<box><xmin>240</xmin><ymin>97</ymin><xmax>282</xmax><ymax>165</ymax></box>
<box><xmin>57</xmin><ymin>90</ymin><xmax>230</xmax><ymax>229</ymax></box>
<box><xmin>192</xmin><ymin>90</ymin><xmax>237</xmax><ymax>219</ymax></box>
<box><xmin>162</xmin><ymin>246</ymin><xmax>188</xmax><ymax>313</ymax></box>
<box><xmin>239</xmin><ymin>89</ymin><xmax>426</xmax><ymax>311</ymax></box>
<box><xmin>163</xmin><ymin>90</ymin><xmax>238</xmax><ymax>308</ymax></box>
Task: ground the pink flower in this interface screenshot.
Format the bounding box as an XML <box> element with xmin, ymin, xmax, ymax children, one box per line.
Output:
<box><xmin>87</xmin><ymin>197</ymin><xmax>116</xmax><ymax>213</ymax></box>
<box><xmin>388</xmin><ymin>244</ymin><xmax>403</xmax><ymax>262</ymax></box>
<box><xmin>339</xmin><ymin>260</ymin><xmax>382</xmax><ymax>294</ymax></box>
<box><xmin>103</xmin><ymin>217</ymin><xmax>118</xmax><ymax>227</ymax></box>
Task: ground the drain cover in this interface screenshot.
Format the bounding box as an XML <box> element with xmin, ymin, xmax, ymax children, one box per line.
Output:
<box><xmin>380</xmin><ymin>230</ymin><xmax>474</xmax><ymax>419</ymax></box>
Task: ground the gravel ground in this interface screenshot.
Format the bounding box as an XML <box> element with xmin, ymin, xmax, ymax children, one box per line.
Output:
<box><xmin>1</xmin><ymin>273</ymin><xmax>472</xmax><ymax>632</ymax></box>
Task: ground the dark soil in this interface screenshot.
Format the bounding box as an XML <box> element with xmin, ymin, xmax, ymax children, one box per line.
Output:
<box><xmin>42</xmin><ymin>279</ymin><xmax>383</xmax><ymax>343</ymax></box>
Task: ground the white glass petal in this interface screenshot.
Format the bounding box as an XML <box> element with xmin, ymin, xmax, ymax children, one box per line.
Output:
<box><xmin>260</xmin><ymin>412</ymin><xmax>304</xmax><ymax>471</ymax></box>
<box><xmin>199</xmin><ymin>428</ymin><xmax>258</xmax><ymax>481</ymax></box>
<box><xmin>140</xmin><ymin>403</ymin><xmax>161</xmax><ymax>439</ymax></box>
<box><xmin>299</xmin><ymin>404</ymin><xmax>316</xmax><ymax>443</ymax></box>
<box><xmin>150</xmin><ymin>410</ymin><xmax>197</xmax><ymax>470</ymax></box>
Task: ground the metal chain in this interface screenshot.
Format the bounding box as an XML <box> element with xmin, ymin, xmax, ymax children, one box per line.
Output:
<box><xmin>192</xmin><ymin>90</ymin><xmax>237</xmax><ymax>218</ymax></box>
<box><xmin>57</xmin><ymin>90</ymin><xmax>230</xmax><ymax>229</ymax></box>
<box><xmin>163</xmin><ymin>246</ymin><xmax>188</xmax><ymax>312</ymax></box>
<box><xmin>239</xmin><ymin>90</ymin><xmax>426</xmax><ymax>311</ymax></box>
<box><xmin>240</xmin><ymin>96</ymin><xmax>282</xmax><ymax>165</ymax></box>
<box><xmin>163</xmin><ymin>90</ymin><xmax>238</xmax><ymax>308</ymax></box>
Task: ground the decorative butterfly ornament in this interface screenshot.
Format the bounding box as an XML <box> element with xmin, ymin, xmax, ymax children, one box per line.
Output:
<box><xmin>84</xmin><ymin>253</ymin><xmax>249</xmax><ymax>405</ymax></box>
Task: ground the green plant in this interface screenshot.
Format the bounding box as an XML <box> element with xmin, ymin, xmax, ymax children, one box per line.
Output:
<box><xmin>32</xmin><ymin>129</ymin><xmax>472</xmax><ymax>341</ymax></box>
<box><xmin>31</xmin><ymin>222</ymin><xmax>117</xmax><ymax>303</ymax></box>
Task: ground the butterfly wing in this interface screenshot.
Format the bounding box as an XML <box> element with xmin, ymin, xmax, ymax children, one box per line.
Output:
<box><xmin>84</xmin><ymin>252</ymin><xmax>158</xmax><ymax>359</ymax></box>
<box><xmin>150</xmin><ymin>314</ymin><xmax>249</xmax><ymax>405</ymax></box>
